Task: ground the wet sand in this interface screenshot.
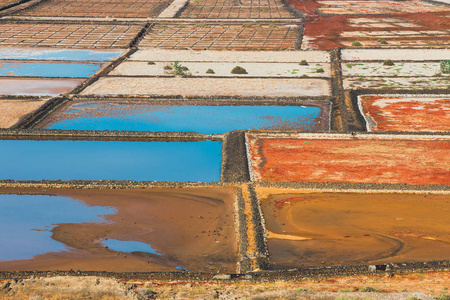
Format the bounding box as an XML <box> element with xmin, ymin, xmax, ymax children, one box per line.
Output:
<box><xmin>257</xmin><ymin>187</ymin><xmax>450</xmax><ymax>269</ymax></box>
<box><xmin>0</xmin><ymin>187</ymin><xmax>238</xmax><ymax>273</ymax></box>
<box><xmin>0</xmin><ymin>99</ymin><xmax>48</xmax><ymax>128</ymax></box>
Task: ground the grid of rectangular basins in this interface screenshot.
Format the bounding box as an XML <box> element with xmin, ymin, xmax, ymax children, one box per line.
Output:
<box><xmin>17</xmin><ymin>0</ymin><xmax>170</xmax><ymax>17</ymax></box>
<box><xmin>180</xmin><ymin>0</ymin><xmax>293</xmax><ymax>19</ymax></box>
<box><xmin>138</xmin><ymin>24</ymin><xmax>299</xmax><ymax>50</ymax></box>
<box><xmin>0</xmin><ymin>23</ymin><xmax>142</xmax><ymax>48</ymax></box>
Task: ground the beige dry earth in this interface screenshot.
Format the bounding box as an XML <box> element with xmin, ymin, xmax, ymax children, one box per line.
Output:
<box><xmin>0</xmin><ymin>99</ymin><xmax>48</xmax><ymax>128</ymax></box>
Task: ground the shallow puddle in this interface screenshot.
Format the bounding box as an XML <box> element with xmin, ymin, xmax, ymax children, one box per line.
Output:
<box><xmin>101</xmin><ymin>239</ymin><xmax>161</xmax><ymax>255</ymax></box>
<box><xmin>0</xmin><ymin>48</ymin><xmax>122</xmax><ymax>61</ymax></box>
<box><xmin>0</xmin><ymin>194</ymin><xmax>115</xmax><ymax>261</ymax></box>
<box><xmin>0</xmin><ymin>140</ymin><xmax>222</xmax><ymax>182</ymax></box>
<box><xmin>40</xmin><ymin>101</ymin><xmax>330</xmax><ymax>133</ymax></box>
<box><xmin>0</xmin><ymin>62</ymin><xmax>104</xmax><ymax>78</ymax></box>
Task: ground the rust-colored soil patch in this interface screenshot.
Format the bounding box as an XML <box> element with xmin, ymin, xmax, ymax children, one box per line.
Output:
<box><xmin>139</xmin><ymin>23</ymin><xmax>299</xmax><ymax>50</ymax></box>
<box><xmin>359</xmin><ymin>95</ymin><xmax>450</xmax><ymax>132</ymax></box>
<box><xmin>0</xmin><ymin>23</ymin><xmax>142</xmax><ymax>48</ymax></box>
<box><xmin>0</xmin><ymin>187</ymin><xmax>238</xmax><ymax>273</ymax></box>
<box><xmin>258</xmin><ymin>188</ymin><xmax>450</xmax><ymax>269</ymax></box>
<box><xmin>0</xmin><ymin>99</ymin><xmax>47</xmax><ymax>128</ymax></box>
<box><xmin>247</xmin><ymin>134</ymin><xmax>450</xmax><ymax>185</ymax></box>
<box><xmin>288</xmin><ymin>0</ymin><xmax>450</xmax><ymax>49</ymax></box>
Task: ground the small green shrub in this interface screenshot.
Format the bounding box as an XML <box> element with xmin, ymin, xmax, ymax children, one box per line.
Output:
<box><xmin>206</xmin><ymin>68</ymin><xmax>215</xmax><ymax>74</ymax></box>
<box><xmin>437</xmin><ymin>294</ymin><xmax>450</xmax><ymax>300</ymax></box>
<box><xmin>440</xmin><ymin>60</ymin><xmax>450</xmax><ymax>74</ymax></box>
<box><xmin>231</xmin><ymin>66</ymin><xmax>248</xmax><ymax>74</ymax></box>
<box><xmin>147</xmin><ymin>61</ymin><xmax>155</xmax><ymax>65</ymax></box>
<box><xmin>299</xmin><ymin>60</ymin><xmax>309</xmax><ymax>66</ymax></box>
<box><xmin>316</xmin><ymin>68</ymin><xmax>325</xmax><ymax>73</ymax></box>
<box><xmin>338</xmin><ymin>288</ymin><xmax>354</xmax><ymax>292</ymax></box>
<box><xmin>171</xmin><ymin>60</ymin><xmax>189</xmax><ymax>76</ymax></box>
<box><xmin>378</xmin><ymin>38</ymin><xmax>388</xmax><ymax>44</ymax></box>
<box><xmin>383</xmin><ymin>59</ymin><xmax>395</xmax><ymax>66</ymax></box>
<box><xmin>163</xmin><ymin>65</ymin><xmax>172</xmax><ymax>70</ymax></box>
<box><xmin>352</xmin><ymin>41</ymin><xmax>363</xmax><ymax>47</ymax></box>
<box><xmin>358</xmin><ymin>286</ymin><xmax>381</xmax><ymax>292</ymax></box>
<box><xmin>295</xmin><ymin>287</ymin><xmax>310</xmax><ymax>292</ymax></box>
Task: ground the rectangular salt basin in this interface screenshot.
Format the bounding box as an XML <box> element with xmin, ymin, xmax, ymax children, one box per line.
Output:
<box><xmin>39</xmin><ymin>101</ymin><xmax>331</xmax><ymax>133</ymax></box>
<box><xmin>0</xmin><ymin>140</ymin><xmax>222</xmax><ymax>182</ymax></box>
<box><xmin>0</xmin><ymin>62</ymin><xmax>104</xmax><ymax>78</ymax></box>
<box><xmin>0</xmin><ymin>48</ymin><xmax>123</xmax><ymax>61</ymax></box>
<box><xmin>0</xmin><ymin>79</ymin><xmax>82</xmax><ymax>96</ymax></box>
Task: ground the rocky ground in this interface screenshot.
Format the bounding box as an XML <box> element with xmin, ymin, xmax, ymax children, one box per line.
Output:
<box><xmin>1</xmin><ymin>271</ymin><xmax>449</xmax><ymax>299</ymax></box>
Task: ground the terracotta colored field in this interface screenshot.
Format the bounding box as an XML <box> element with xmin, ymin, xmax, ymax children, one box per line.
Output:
<box><xmin>138</xmin><ymin>24</ymin><xmax>299</xmax><ymax>50</ymax></box>
<box><xmin>17</xmin><ymin>0</ymin><xmax>170</xmax><ymax>17</ymax></box>
<box><xmin>0</xmin><ymin>0</ymin><xmax>19</xmax><ymax>10</ymax></box>
<box><xmin>288</xmin><ymin>0</ymin><xmax>450</xmax><ymax>49</ymax></box>
<box><xmin>0</xmin><ymin>23</ymin><xmax>142</xmax><ymax>48</ymax></box>
<box><xmin>359</xmin><ymin>95</ymin><xmax>450</xmax><ymax>132</ymax></box>
<box><xmin>0</xmin><ymin>99</ymin><xmax>47</xmax><ymax>128</ymax></box>
<box><xmin>258</xmin><ymin>188</ymin><xmax>450</xmax><ymax>269</ymax></box>
<box><xmin>180</xmin><ymin>0</ymin><xmax>293</xmax><ymax>19</ymax></box>
<box><xmin>246</xmin><ymin>134</ymin><xmax>450</xmax><ymax>185</ymax></box>
<box><xmin>0</xmin><ymin>187</ymin><xmax>238</xmax><ymax>273</ymax></box>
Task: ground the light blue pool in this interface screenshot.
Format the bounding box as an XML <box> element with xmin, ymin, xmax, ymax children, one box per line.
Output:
<box><xmin>0</xmin><ymin>62</ymin><xmax>103</xmax><ymax>78</ymax></box>
<box><xmin>0</xmin><ymin>194</ymin><xmax>115</xmax><ymax>261</ymax></box>
<box><xmin>0</xmin><ymin>140</ymin><xmax>222</xmax><ymax>182</ymax></box>
<box><xmin>42</xmin><ymin>102</ymin><xmax>330</xmax><ymax>133</ymax></box>
<box><xmin>101</xmin><ymin>239</ymin><xmax>161</xmax><ymax>255</ymax></box>
<box><xmin>0</xmin><ymin>48</ymin><xmax>122</xmax><ymax>61</ymax></box>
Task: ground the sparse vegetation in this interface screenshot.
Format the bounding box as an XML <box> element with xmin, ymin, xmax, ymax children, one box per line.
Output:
<box><xmin>295</xmin><ymin>287</ymin><xmax>310</xmax><ymax>292</ymax></box>
<box><xmin>299</xmin><ymin>60</ymin><xmax>309</xmax><ymax>66</ymax></box>
<box><xmin>441</xmin><ymin>60</ymin><xmax>450</xmax><ymax>74</ymax></box>
<box><xmin>316</xmin><ymin>68</ymin><xmax>325</xmax><ymax>73</ymax></box>
<box><xmin>231</xmin><ymin>66</ymin><xmax>248</xmax><ymax>74</ymax></box>
<box><xmin>378</xmin><ymin>38</ymin><xmax>388</xmax><ymax>44</ymax></box>
<box><xmin>383</xmin><ymin>59</ymin><xmax>395</xmax><ymax>66</ymax></box>
<box><xmin>147</xmin><ymin>61</ymin><xmax>155</xmax><ymax>65</ymax></box>
<box><xmin>206</xmin><ymin>68</ymin><xmax>215</xmax><ymax>74</ymax></box>
<box><xmin>163</xmin><ymin>65</ymin><xmax>172</xmax><ymax>70</ymax></box>
<box><xmin>437</xmin><ymin>294</ymin><xmax>450</xmax><ymax>300</ymax></box>
<box><xmin>358</xmin><ymin>286</ymin><xmax>381</xmax><ymax>293</ymax></box>
<box><xmin>171</xmin><ymin>60</ymin><xmax>190</xmax><ymax>76</ymax></box>
<box><xmin>406</xmin><ymin>297</ymin><xmax>420</xmax><ymax>300</ymax></box>
<box><xmin>352</xmin><ymin>41</ymin><xmax>363</xmax><ymax>47</ymax></box>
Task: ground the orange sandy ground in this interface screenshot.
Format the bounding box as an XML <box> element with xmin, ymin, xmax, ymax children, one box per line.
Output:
<box><xmin>0</xmin><ymin>100</ymin><xmax>47</xmax><ymax>128</ymax></box>
<box><xmin>247</xmin><ymin>135</ymin><xmax>450</xmax><ymax>185</ymax></box>
<box><xmin>287</xmin><ymin>0</ymin><xmax>450</xmax><ymax>49</ymax></box>
<box><xmin>0</xmin><ymin>187</ymin><xmax>238</xmax><ymax>273</ymax></box>
<box><xmin>257</xmin><ymin>187</ymin><xmax>450</xmax><ymax>269</ymax></box>
<box><xmin>360</xmin><ymin>96</ymin><xmax>450</xmax><ymax>132</ymax></box>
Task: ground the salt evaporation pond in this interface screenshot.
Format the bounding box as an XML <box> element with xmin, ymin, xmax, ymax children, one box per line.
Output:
<box><xmin>0</xmin><ymin>194</ymin><xmax>115</xmax><ymax>261</ymax></box>
<box><xmin>0</xmin><ymin>140</ymin><xmax>222</xmax><ymax>182</ymax></box>
<box><xmin>0</xmin><ymin>48</ymin><xmax>122</xmax><ymax>61</ymax></box>
<box><xmin>41</xmin><ymin>101</ymin><xmax>330</xmax><ymax>133</ymax></box>
<box><xmin>0</xmin><ymin>62</ymin><xmax>103</xmax><ymax>78</ymax></box>
<box><xmin>101</xmin><ymin>239</ymin><xmax>161</xmax><ymax>255</ymax></box>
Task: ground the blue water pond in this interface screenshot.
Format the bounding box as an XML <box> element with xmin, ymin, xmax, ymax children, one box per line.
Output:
<box><xmin>43</xmin><ymin>102</ymin><xmax>328</xmax><ymax>133</ymax></box>
<box><xmin>0</xmin><ymin>140</ymin><xmax>222</xmax><ymax>182</ymax></box>
<box><xmin>101</xmin><ymin>239</ymin><xmax>161</xmax><ymax>255</ymax></box>
<box><xmin>0</xmin><ymin>62</ymin><xmax>103</xmax><ymax>78</ymax></box>
<box><xmin>0</xmin><ymin>48</ymin><xmax>122</xmax><ymax>61</ymax></box>
<box><xmin>0</xmin><ymin>194</ymin><xmax>115</xmax><ymax>261</ymax></box>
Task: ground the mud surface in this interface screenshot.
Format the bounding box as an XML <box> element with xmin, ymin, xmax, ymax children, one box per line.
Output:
<box><xmin>81</xmin><ymin>77</ymin><xmax>331</xmax><ymax>97</ymax></box>
<box><xmin>0</xmin><ymin>99</ymin><xmax>48</xmax><ymax>128</ymax></box>
<box><xmin>0</xmin><ymin>78</ymin><xmax>82</xmax><ymax>96</ymax></box>
<box><xmin>246</xmin><ymin>134</ymin><xmax>450</xmax><ymax>185</ymax></box>
<box><xmin>257</xmin><ymin>187</ymin><xmax>450</xmax><ymax>269</ymax></box>
<box><xmin>0</xmin><ymin>187</ymin><xmax>238</xmax><ymax>273</ymax></box>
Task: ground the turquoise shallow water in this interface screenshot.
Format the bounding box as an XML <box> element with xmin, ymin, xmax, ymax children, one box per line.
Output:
<box><xmin>44</xmin><ymin>102</ymin><xmax>328</xmax><ymax>133</ymax></box>
<box><xmin>0</xmin><ymin>62</ymin><xmax>103</xmax><ymax>78</ymax></box>
<box><xmin>0</xmin><ymin>48</ymin><xmax>122</xmax><ymax>61</ymax></box>
<box><xmin>0</xmin><ymin>194</ymin><xmax>115</xmax><ymax>261</ymax></box>
<box><xmin>0</xmin><ymin>140</ymin><xmax>222</xmax><ymax>182</ymax></box>
<box><xmin>101</xmin><ymin>239</ymin><xmax>161</xmax><ymax>255</ymax></box>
